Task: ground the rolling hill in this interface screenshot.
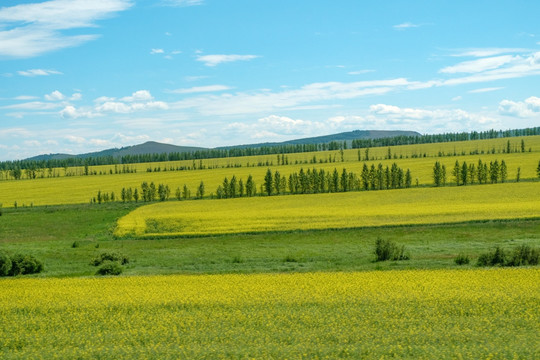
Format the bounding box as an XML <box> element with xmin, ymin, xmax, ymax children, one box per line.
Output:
<box><xmin>26</xmin><ymin>130</ymin><xmax>421</xmax><ymax>161</ymax></box>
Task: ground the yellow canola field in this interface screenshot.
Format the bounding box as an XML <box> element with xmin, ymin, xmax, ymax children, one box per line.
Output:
<box><xmin>116</xmin><ymin>181</ymin><xmax>540</xmax><ymax>238</ymax></box>
<box><xmin>1</xmin><ymin>269</ymin><xmax>538</xmax><ymax>359</ymax></box>
<box><xmin>0</xmin><ymin>136</ymin><xmax>539</xmax><ymax>208</ymax></box>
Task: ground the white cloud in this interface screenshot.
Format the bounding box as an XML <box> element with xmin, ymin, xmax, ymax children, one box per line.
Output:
<box><xmin>96</xmin><ymin>100</ymin><xmax>168</xmax><ymax>114</ymax></box>
<box><xmin>2</xmin><ymin>101</ymin><xmax>60</xmax><ymax>110</ymax></box>
<box><xmin>451</xmin><ymin>48</ymin><xmax>531</xmax><ymax>57</ymax></box>
<box><xmin>17</xmin><ymin>69</ymin><xmax>62</xmax><ymax>77</ymax></box>
<box><xmin>150</xmin><ymin>48</ymin><xmax>164</xmax><ymax>54</ymax></box>
<box><xmin>226</xmin><ymin>115</ymin><xmax>325</xmax><ymax>141</ymax></box>
<box><xmin>0</xmin><ymin>0</ymin><xmax>133</xmax><ymax>58</ymax></box>
<box><xmin>368</xmin><ymin>104</ymin><xmax>497</xmax><ymax>131</ymax></box>
<box><xmin>70</xmin><ymin>93</ymin><xmax>82</xmax><ymax>101</ymax></box>
<box><xmin>393</xmin><ymin>22</ymin><xmax>420</xmax><ymax>30</ymax></box>
<box><xmin>44</xmin><ymin>90</ymin><xmax>65</xmax><ymax>101</ymax></box>
<box><xmin>452</xmin><ymin>96</ymin><xmax>462</xmax><ymax>101</ymax></box>
<box><xmin>498</xmin><ymin>96</ymin><xmax>540</xmax><ymax>117</ymax></box>
<box><xmin>169</xmin><ymin>85</ymin><xmax>232</xmax><ymax>94</ymax></box>
<box><xmin>94</xmin><ymin>96</ymin><xmax>116</xmax><ymax>103</ymax></box>
<box><xmin>60</xmin><ymin>105</ymin><xmax>97</xmax><ymax>119</ymax></box>
<box><xmin>120</xmin><ymin>90</ymin><xmax>153</xmax><ymax>102</ymax></box>
<box><xmin>162</xmin><ymin>0</ymin><xmax>204</xmax><ymax>7</ymax></box>
<box><xmin>14</xmin><ymin>95</ymin><xmax>39</xmax><ymax>100</ymax></box>
<box><xmin>440</xmin><ymin>55</ymin><xmax>518</xmax><ymax>74</ymax></box>
<box><xmin>196</xmin><ymin>54</ymin><xmax>259</xmax><ymax>67</ymax></box>
<box><xmin>348</xmin><ymin>70</ymin><xmax>375</xmax><ymax>75</ymax></box>
<box><xmin>172</xmin><ymin>78</ymin><xmax>411</xmax><ymax>116</ymax></box>
<box><xmin>468</xmin><ymin>87</ymin><xmax>503</xmax><ymax>94</ymax></box>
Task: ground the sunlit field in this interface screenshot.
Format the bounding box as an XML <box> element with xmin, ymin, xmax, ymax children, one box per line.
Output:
<box><xmin>0</xmin><ymin>269</ymin><xmax>537</xmax><ymax>359</ymax></box>
<box><xmin>0</xmin><ymin>136</ymin><xmax>539</xmax><ymax>207</ymax></box>
<box><xmin>115</xmin><ymin>182</ymin><xmax>540</xmax><ymax>238</ymax></box>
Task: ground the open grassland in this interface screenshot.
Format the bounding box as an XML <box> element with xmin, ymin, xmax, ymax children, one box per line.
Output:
<box><xmin>116</xmin><ymin>182</ymin><xmax>540</xmax><ymax>238</ymax></box>
<box><xmin>1</xmin><ymin>203</ymin><xmax>538</xmax><ymax>277</ymax></box>
<box><xmin>0</xmin><ymin>136</ymin><xmax>539</xmax><ymax>207</ymax></box>
<box><xmin>1</xmin><ymin>269</ymin><xmax>538</xmax><ymax>359</ymax></box>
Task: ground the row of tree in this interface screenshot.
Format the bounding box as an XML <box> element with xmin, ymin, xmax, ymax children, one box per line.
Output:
<box><xmin>433</xmin><ymin>159</ymin><xmax>511</xmax><ymax>187</ymax></box>
<box><xmin>2</xmin><ymin>127</ymin><xmax>538</xmax><ymax>172</ymax></box>
<box><xmin>215</xmin><ymin>164</ymin><xmax>412</xmax><ymax>199</ymax></box>
<box><xmin>351</xmin><ymin>127</ymin><xmax>540</xmax><ymax>149</ymax></box>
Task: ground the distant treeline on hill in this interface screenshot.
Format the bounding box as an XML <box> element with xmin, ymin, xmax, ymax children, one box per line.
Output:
<box><xmin>1</xmin><ymin>126</ymin><xmax>539</xmax><ymax>172</ymax></box>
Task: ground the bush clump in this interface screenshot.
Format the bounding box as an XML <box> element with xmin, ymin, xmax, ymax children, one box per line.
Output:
<box><xmin>0</xmin><ymin>253</ymin><xmax>44</xmax><ymax>276</ymax></box>
<box><xmin>506</xmin><ymin>244</ymin><xmax>539</xmax><ymax>266</ymax></box>
<box><xmin>374</xmin><ymin>238</ymin><xmax>409</xmax><ymax>262</ymax></box>
<box><xmin>95</xmin><ymin>261</ymin><xmax>124</xmax><ymax>276</ymax></box>
<box><xmin>91</xmin><ymin>251</ymin><xmax>129</xmax><ymax>266</ymax></box>
<box><xmin>454</xmin><ymin>253</ymin><xmax>470</xmax><ymax>265</ymax></box>
<box><xmin>0</xmin><ymin>251</ymin><xmax>12</xmax><ymax>276</ymax></box>
<box><xmin>477</xmin><ymin>245</ymin><xmax>539</xmax><ymax>267</ymax></box>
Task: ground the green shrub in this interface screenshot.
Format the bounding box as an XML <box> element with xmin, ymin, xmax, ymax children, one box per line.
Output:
<box><xmin>477</xmin><ymin>247</ymin><xmax>506</xmax><ymax>267</ymax></box>
<box><xmin>8</xmin><ymin>254</ymin><xmax>44</xmax><ymax>276</ymax></box>
<box><xmin>72</xmin><ymin>241</ymin><xmax>80</xmax><ymax>248</ymax></box>
<box><xmin>506</xmin><ymin>244</ymin><xmax>539</xmax><ymax>266</ymax></box>
<box><xmin>91</xmin><ymin>252</ymin><xmax>129</xmax><ymax>266</ymax></box>
<box><xmin>96</xmin><ymin>261</ymin><xmax>123</xmax><ymax>276</ymax></box>
<box><xmin>0</xmin><ymin>251</ymin><xmax>12</xmax><ymax>276</ymax></box>
<box><xmin>374</xmin><ymin>238</ymin><xmax>409</xmax><ymax>262</ymax></box>
<box><xmin>454</xmin><ymin>253</ymin><xmax>470</xmax><ymax>265</ymax></box>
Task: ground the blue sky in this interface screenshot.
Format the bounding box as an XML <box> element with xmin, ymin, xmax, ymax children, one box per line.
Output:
<box><xmin>1</xmin><ymin>0</ymin><xmax>539</xmax><ymax>160</ymax></box>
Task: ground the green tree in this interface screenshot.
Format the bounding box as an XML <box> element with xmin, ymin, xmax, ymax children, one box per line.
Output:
<box><xmin>433</xmin><ymin>161</ymin><xmax>442</xmax><ymax>187</ymax></box>
<box><xmin>196</xmin><ymin>181</ymin><xmax>205</xmax><ymax>199</ymax></box>
<box><xmin>460</xmin><ymin>161</ymin><xmax>468</xmax><ymax>186</ymax></box>
<box><xmin>452</xmin><ymin>161</ymin><xmax>460</xmax><ymax>186</ymax></box>
<box><xmin>273</xmin><ymin>171</ymin><xmax>281</xmax><ymax>195</ymax></box>
<box><xmin>182</xmin><ymin>184</ymin><xmax>190</xmax><ymax>200</ymax></box>
<box><xmin>500</xmin><ymin>160</ymin><xmax>507</xmax><ymax>183</ymax></box>
<box><xmin>537</xmin><ymin>160</ymin><xmax>540</xmax><ymax>179</ymax></box>
<box><xmin>264</xmin><ymin>169</ymin><xmax>273</xmax><ymax>196</ymax></box>
<box><xmin>361</xmin><ymin>164</ymin><xmax>369</xmax><ymax>190</ymax></box>
<box><xmin>229</xmin><ymin>176</ymin><xmax>237</xmax><ymax>198</ymax></box>
<box><xmin>245</xmin><ymin>175</ymin><xmax>255</xmax><ymax>197</ymax></box>
<box><xmin>340</xmin><ymin>169</ymin><xmax>348</xmax><ymax>192</ymax></box>
<box><xmin>468</xmin><ymin>163</ymin><xmax>476</xmax><ymax>185</ymax></box>
<box><xmin>405</xmin><ymin>169</ymin><xmax>412</xmax><ymax>188</ymax></box>
<box><xmin>489</xmin><ymin>160</ymin><xmax>499</xmax><ymax>183</ymax></box>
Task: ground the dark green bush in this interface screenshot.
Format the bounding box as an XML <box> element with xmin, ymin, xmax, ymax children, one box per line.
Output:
<box><xmin>0</xmin><ymin>251</ymin><xmax>12</xmax><ymax>276</ymax></box>
<box><xmin>506</xmin><ymin>244</ymin><xmax>539</xmax><ymax>266</ymax></box>
<box><xmin>374</xmin><ymin>238</ymin><xmax>409</xmax><ymax>262</ymax></box>
<box><xmin>8</xmin><ymin>253</ymin><xmax>44</xmax><ymax>276</ymax></box>
<box><xmin>91</xmin><ymin>251</ymin><xmax>129</xmax><ymax>266</ymax></box>
<box><xmin>454</xmin><ymin>253</ymin><xmax>470</xmax><ymax>265</ymax></box>
<box><xmin>95</xmin><ymin>261</ymin><xmax>123</xmax><ymax>276</ymax></box>
<box><xmin>71</xmin><ymin>241</ymin><xmax>80</xmax><ymax>248</ymax></box>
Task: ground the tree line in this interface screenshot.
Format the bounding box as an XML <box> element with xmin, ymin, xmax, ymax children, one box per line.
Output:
<box><xmin>2</xmin><ymin>126</ymin><xmax>538</xmax><ymax>172</ymax></box>
<box><xmin>351</xmin><ymin>127</ymin><xmax>540</xmax><ymax>149</ymax></box>
<box><xmin>433</xmin><ymin>159</ymin><xmax>513</xmax><ymax>187</ymax></box>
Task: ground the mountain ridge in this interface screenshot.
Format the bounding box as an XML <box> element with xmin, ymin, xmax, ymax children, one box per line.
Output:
<box><xmin>25</xmin><ymin>130</ymin><xmax>421</xmax><ymax>161</ymax></box>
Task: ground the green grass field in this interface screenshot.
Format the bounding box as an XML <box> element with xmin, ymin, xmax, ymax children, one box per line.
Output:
<box><xmin>1</xmin><ymin>202</ymin><xmax>538</xmax><ymax>277</ymax></box>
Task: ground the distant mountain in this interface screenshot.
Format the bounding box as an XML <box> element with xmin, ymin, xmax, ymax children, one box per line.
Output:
<box><xmin>25</xmin><ymin>130</ymin><xmax>421</xmax><ymax>161</ymax></box>
<box><xmin>26</xmin><ymin>141</ymin><xmax>208</xmax><ymax>161</ymax></box>
<box><xmin>217</xmin><ymin>130</ymin><xmax>422</xmax><ymax>149</ymax></box>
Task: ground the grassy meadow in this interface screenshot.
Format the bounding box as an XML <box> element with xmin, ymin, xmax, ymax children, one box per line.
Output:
<box><xmin>1</xmin><ymin>134</ymin><xmax>539</xmax><ymax>359</ymax></box>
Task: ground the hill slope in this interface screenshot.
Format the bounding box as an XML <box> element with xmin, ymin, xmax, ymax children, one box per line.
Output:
<box><xmin>26</xmin><ymin>130</ymin><xmax>420</xmax><ymax>161</ymax></box>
